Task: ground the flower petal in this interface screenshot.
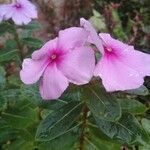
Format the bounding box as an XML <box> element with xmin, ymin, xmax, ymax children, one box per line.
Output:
<box><xmin>18</xmin><ymin>0</ymin><xmax>38</xmax><ymax>18</ymax></box>
<box><xmin>58</xmin><ymin>46</ymin><xmax>95</xmax><ymax>85</ymax></box>
<box><xmin>117</xmin><ymin>47</ymin><xmax>150</xmax><ymax>77</ymax></box>
<box><xmin>94</xmin><ymin>56</ymin><xmax>144</xmax><ymax>91</ymax></box>
<box><xmin>99</xmin><ymin>33</ymin><xmax>129</xmax><ymax>52</ymax></box>
<box><xmin>32</xmin><ymin>38</ymin><xmax>58</xmax><ymax>60</ymax></box>
<box><xmin>12</xmin><ymin>12</ymin><xmax>31</xmax><ymax>25</ymax></box>
<box><xmin>80</xmin><ymin>18</ymin><xmax>104</xmax><ymax>53</ymax></box>
<box><xmin>20</xmin><ymin>58</ymin><xmax>48</xmax><ymax>84</ymax></box>
<box><xmin>40</xmin><ymin>64</ymin><xmax>69</xmax><ymax>100</ymax></box>
<box><xmin>57</xmin><ymin>27</ymin><xmax>88</xmax><ymax>52</ymax></box>
<box><xmin>100</xmin><ymin>33</ymin><xmax>150</xmax><ymax>77</ymax></box>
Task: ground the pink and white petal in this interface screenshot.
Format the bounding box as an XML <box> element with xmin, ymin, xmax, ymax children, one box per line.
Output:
<box><xmin>40</xmin><ymin>64</ymin><xmax>69</xmax><ymax>100</ymax></box>
<box><xmin>99</xmin><ymin>33</ymin><xmax>129</xmax><ymax>53</ymax></box>
<box><xmin>0</xmin><ymin>4</ymin><xmax>14</xmax><ymax>20</ymax></box>
<box><xmin>94</xmin><ymin>57</ymin><xmax>144</xmax><ymax>91</ymax></box>
<box><xmin>80</xmin><ymin>18</ymin><xmax>104</xmax><ymax>53</ymax></box>
<box><xmin>57</xmin><ymin>27</ymin><xmax>88</xmax><ymax>52</ymax></box>
<box><xmin>21</xmin><ymin>1</ymin><xmax>38</xmax><ymax>19</ymax></box>
<box><xmin>120</xmin><ymin>48</ymin><xmax>150</xmax><ymax>76</ymax></box>
<box><xmin>11</xmin><ymin>12</ymin><xmax>30</xmax><ymax>25</ymax></box>
<box><xmin>20</xmin><ymin>58</ymin><xmax>49</xmax><ymax>84</ymax></box>
<box><xmin>32</xmin><ymin>38</ymin><xmax>58</xmax><ymax>60</ymax></box>
<box><xmin>24</xmin><ymin>7</ymin><xmax>38</xmax><ymax>19</ymax></box>
<box><xmin>58</xmin><ymin>46</ymin><xmax>95</xmax><ymax>85</ymax></box>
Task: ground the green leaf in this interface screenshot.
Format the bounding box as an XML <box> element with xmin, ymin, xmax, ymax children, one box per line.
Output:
<box><xmin>83</xmin><ymin>85</ymin><xmax>121</xmax><ymax>121</ymax></box>
<box><xmin>1</xmin><ymin>111</ymin><xmax>35</xmax><ymax>128</ymax></box>
<box><xmin>141</xmin><ymin>118</ymin><xmax>150</xmax><ymax>135</ymax></box>
<box><xmin>6</xmin><ymin>138</ymin><xmax>35</xmax><ymax>150</ymax></box>
<box><xmin>38</xmin><ymin>132</ymin><xmax>77</xmax><ymax>150</ymax></box>
<box><xmin>0</xmin><ymin>66</ymin><xmax>6</xmax><ymax>89</ymax></box>
<box><xmin>94</xmin><ymin>113</ymin><xmax>148</xmax><ymax>145</ymax></box>
<box><xmin>21</xmin><ymin>21</ymin><xmax>41</xmax><ymax>30</ymax></box>
<box><xmin>0</xmin><ymin>89</ymin><xmax>20</xmax><ymax>102</ymax></box>
<box><xmin>82</xmin><ymin>124</ymin><xmax>121</xmax><ymax>150</ymax></box>
<box><xmin>118</xmin><ymin>98</ymin><xmax>147</xmax><ymax>114</ymax></box>
<box><xmin>20</xmin><ymin>85</ymin><xmax>60</xmax><ymax>109</ymax></box>
<box><xmin>89</xmin><ymin>9</ymin><xmax>107</xmax><ymax>32</ymax></box>
<box><xmin>0</xmin><ymin>49</ymin><xmax>18</xmax><ymax>63</ymax></box>
<box><xmin>4</xmin><ymin>39</ymin><xmax>17</xmax><ymax>50</ymax></box>
<box><xmin>0</xmin><ymin>22</ymin><xmax>15</xmax><ymax>35</ymax></box>
<box><xmin>16</xmin><ymin>129</ymin><xmax>34</xmax><ymax>141</ymax></box>
<box><xmin>22</xmin><ymin>37</ymin><xmax>43</xmax><ymax>49</ymax></box>
<box><xmin>36</xmin><ymin>101</ymin><xmax>83</xmax><ymax>141</ymax></box>
<box><xmin>111</xmin><ymin>8</ymin><xmax>127</xmax><ymax>41</ymax></box>
<box><xmin>125</xmin><ymin>85</ymin><xmax>149</xmax><ymax>96</ymax></box>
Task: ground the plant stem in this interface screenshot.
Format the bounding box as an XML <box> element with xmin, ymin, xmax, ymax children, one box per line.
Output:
<box><xmin>14</xmin><ymin>27</ymin><xmax>24</xmax><ymax>61</ymax></box>
<box><xmin>79</xmin><ymin>104</ymin><xmax>89</xmax><ymax>150</ymax></box>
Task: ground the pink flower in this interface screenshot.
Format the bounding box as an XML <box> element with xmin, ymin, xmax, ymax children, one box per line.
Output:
<box><xmin>0</xmin><ymin>0</ymin><xmax>37</xmax><ymax>25</ymax></box>
<box><xmin>20</xmin><ymin>27</ymin><xmax>95</xmax><ymax>100</ymax></box>
<box><xmin>0</xmin><ymin>6</ymin><xmax>4</xmax><ymax>22</ymax></box>
<box><xmin>81</xmin><ymin>18</ymin><xmax>150</xmax><ymax>91</ymax></box>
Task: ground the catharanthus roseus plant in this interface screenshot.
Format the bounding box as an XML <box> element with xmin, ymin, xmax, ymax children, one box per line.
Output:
<box><xmin>0</xmin><ymin>1</ymin><xmax>150</xmax><ymax>150</ymax></box>
<box><xmin>20</xmin><ymin>27</ymin><xmax>95</xmax><ymax>99</ymax></box>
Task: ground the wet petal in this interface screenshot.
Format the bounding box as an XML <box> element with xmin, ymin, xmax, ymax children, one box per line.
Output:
<box><xmin>118</xmin><ymin>47</ymin><xmax>150</xmax><ymax>77</ymax></box>
<box><xmin>57</xmin><ymin>27</ymin><xmax>88</xmax><ymax>52</ymax></box>
<box><xmin>40</xmin><ymin>64</ymin><xmax>69</xmax><ymax>100</ymax></box>
<box><xmin>80</xmin><ymin>18</ymin><xmax>104</xmax><ymax>53</ymax></box>
<box><xmin>20</xmin><ymin>58</ymin><xmax>48</xmax><ymax>84</ymax></box>
<box><xmin>94</xmin><ymin>56</ymin><xmax>144</xmax><ymax>91</ymax></box>
<box><xmin>58</xmin><ymin>46</ymin><xmax>95</xmax><ymax>85</ymax></box>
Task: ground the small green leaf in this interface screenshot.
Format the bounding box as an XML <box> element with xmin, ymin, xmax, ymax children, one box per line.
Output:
<box><xmin>36</xmin><ymin>101</ymin><xmax>82</xmax><ymax>141</ymax></box>
<box><xmin>38</xmin><ymin>132</ymin><xmax>77</xmax><ymax>150</ymax></box>
<box><xmin>0</xmin><ymin>22</ymin><xmax>15</xmax><ymax>35</ymax></box>
<box><xmin>22</xmin><ymin>37</ymin><xmax>43</xmax><ymax>49</ymax></box>
<box><xmin>94</xmin><ymin>113</ymin><xmax>148</xmax><ymax>145</ymax></box>
<box><xmin>0</xmin><ymin>49</ymin><xmax>18</xmax><ymax>63</ymax></box>
<box><xmin>21</xmin><ymin>21</ymin><xmax>41</xmax><ymax>30</ymax></box>
<box><xmin>1</xmin><ymin>111</ymin><xmax>35</xmax><ymax>128</ymax></box>
<box><xmin>125</xmin><ymin>85</ymin><xmax>149</xmax><ymax>96</ymax></box>
<box><xmin>118</xmin><ymin>98</ymin><xmax>147</xmax><ymax>114</ymax></box>
<box><xmin>141</xmin><ymin>118</ymin><xmax>150</xmax><ymax>135</ymax></box>
<box><xmin>0</xmin><ymin>66</ymin><xmax>6</xmax><ymax>89</ymax></box>
<box><xmin>89</xmin><ymin>9</ymin><xmax>107</xmax><ymax>32</ymax></box>
<box><xmin>0</xmin><ymin>89</ymin><xmax>20</xmax><ymax>102</ymax></box>
<box><xmin>83</xmin><ymin>85</ymin><xmax>121</xmax><ymax>121</ymax></box>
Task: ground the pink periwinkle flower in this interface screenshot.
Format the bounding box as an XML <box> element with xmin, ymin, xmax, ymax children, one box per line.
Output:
<box><xmin>0</xmin><ymin>6</ymin><xmax>3</xmax><ymax>22</ymax></box>
<box><xmin>81</xmin><ymin>18</ymin><xmax>150</xmax><ymax>92</ymax></box>
<box><xmin>20</xmin><ymin>27</ymin><xmax>95</xmax><ymax>100</ymax></box>
<box><xmin>0</xmin><ymin>0</ymin><xmax>37</xmax><ymax>25</ymax></box>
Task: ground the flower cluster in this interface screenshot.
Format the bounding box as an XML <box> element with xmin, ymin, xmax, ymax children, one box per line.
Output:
<box><xmin>20</xmin><ymin>18</ymin><xmax>150</xmax><ymax>100</ymax></box>
<box><xmin>0</xmin><ymin>0</ymin><xmax>37</xmax><ymax>25</ymax></box>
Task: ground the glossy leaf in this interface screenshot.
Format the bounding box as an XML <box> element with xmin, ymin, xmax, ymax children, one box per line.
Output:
<box><xmin>118</xmin><ymin>98</ymin><xmax>147</xmax><ymax>114</ymax></box>
<box><xmin>141</xmin><ymin>118</ymin><xmax>150</xmax><ymax>135</ymax></box>
<box><xmin>94</xmin><ymin>113</ymin><xmax>148</xmax><ymax>145</ymax></box>
<box><xmin>36</xmin><ymin>101</ymin><xmax>83</xmax><ymax>141</ymax></box>
<box><xmin>83</xmin><ymin>85</ymin><xmax>121</xmax><ymax>121</ymax></box>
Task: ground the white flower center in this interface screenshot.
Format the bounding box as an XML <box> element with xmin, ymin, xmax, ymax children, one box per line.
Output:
<box><xmin>51</xmin><ymin>54</ymin><xmax>57</xmax><ymax>60</ymax></box>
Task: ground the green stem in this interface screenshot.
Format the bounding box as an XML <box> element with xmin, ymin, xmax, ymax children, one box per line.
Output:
<box><xmin>79</xmin><ymin>104</ymin><xmax>89</xmax><ymax>150</ymax></box>
<box><xmin>13</xmin><ymin>26</ymin><xmax>24</xmax><ymax>61</ymax></box>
